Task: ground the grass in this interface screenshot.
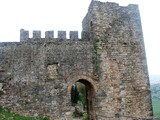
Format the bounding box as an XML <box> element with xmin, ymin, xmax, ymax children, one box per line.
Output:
<box><xmin>152</xmin><ymin>98</ymin><xmax>160</xmax><ymax>118</ymax></box>
<box><xmin>0</xmin><ymin>106</ymin><xmax>49</xmax><ymax>120</ymax></box>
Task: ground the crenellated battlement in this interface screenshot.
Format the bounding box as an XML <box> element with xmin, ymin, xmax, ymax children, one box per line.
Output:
<box><xmin>20</xmin><ymin>29</ymin><xmax>90</xmax><ymax>42</ymax></box>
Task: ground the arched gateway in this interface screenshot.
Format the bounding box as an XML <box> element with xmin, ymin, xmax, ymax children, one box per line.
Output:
<box><xmin>66</xmin><ymin>72</ymin><xmax>97</xmax><ymax>120</ymax></box>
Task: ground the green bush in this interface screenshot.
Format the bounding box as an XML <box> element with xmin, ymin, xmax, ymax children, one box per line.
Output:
<box><xmin>82</xmin><ymin>112</ymin><xmax>89</xmax><ymax>120</ymax></box>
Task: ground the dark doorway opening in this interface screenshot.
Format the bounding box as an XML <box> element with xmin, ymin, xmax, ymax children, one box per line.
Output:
<box><xmin>71</xmin><ymin>79</ymin><xmax>95</xmax><ymax>120</ymax></box>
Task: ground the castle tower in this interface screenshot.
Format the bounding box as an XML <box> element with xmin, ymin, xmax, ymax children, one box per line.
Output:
<box><xmin>82</xmin><ymin>0</ymin><xmax>152</xmax><ymax>119</ymax></box>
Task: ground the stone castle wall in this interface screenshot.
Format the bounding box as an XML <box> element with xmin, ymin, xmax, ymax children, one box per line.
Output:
<box><xmin>0</xmin><ymin>0</ymin><xmax>152</xmax><ymax>120</ymax></box>
<box><xmin>0</xmin><ymin>40</ymin><xmax>95</xmax><ymax>119</ymax></box>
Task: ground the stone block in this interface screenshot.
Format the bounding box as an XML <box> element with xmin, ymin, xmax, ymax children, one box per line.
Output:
<box><xmin>20</xmin><ymin>29</ymin><xmax>29</xmax><ymax>41</ymax></box>
<box><xmin>45</xmin><ymin>31</ymin><xmax>54</xmax><ymax>38</ymax></box>
<box><xmin>70</xmin><ymin>31</ymin><xmax>78</xmax><ymax>40</ymax></box>
<box><xmin>33</xmin><ymin>30</ymin><xmax>41</xmax><ymax>39</ymax></box>
<box><xmin>58</xmin><ymin>31</ymin><xmax>66</xmax><ymax>40</ymax></box>
<box><xmin>81</xmin><ymin>31</ymin><xmax>89</xmax><ymax>40</ymax></box>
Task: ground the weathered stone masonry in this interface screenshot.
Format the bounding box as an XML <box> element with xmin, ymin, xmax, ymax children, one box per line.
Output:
<box><xmin>0</xmin><ymin>0</ymin><xmax>152</xmax><ymax>120</ymax></box>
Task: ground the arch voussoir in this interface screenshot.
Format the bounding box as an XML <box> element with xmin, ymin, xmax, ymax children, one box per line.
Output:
<box><xmin>65</xmin><ymin>71</ymin><xmax>98</xmax><ymax>93</ymax></box>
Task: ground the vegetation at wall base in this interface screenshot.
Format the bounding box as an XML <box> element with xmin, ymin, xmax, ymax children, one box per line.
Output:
<box><xmin>151</xmin><ymin>83</ymin><xmax>160</xmax><ymax>119</ymax></box>
<box><xmin>152</xmin><ymin>98</ymin><xmax>160</xmax><ymax>119</ymax></box>
<box><xmin>0</xmin><ymin>106</ymin><xmax>49</xmax><ymax>120</ymax></box>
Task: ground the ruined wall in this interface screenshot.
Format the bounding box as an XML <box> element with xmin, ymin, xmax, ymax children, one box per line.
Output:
<box><xmin>0</xmin><ymin>40</ymin><xmax>97</xmax><ymax>119</ymax></box>
<box><xmin>0</xmin><ymin>0</ymin><xmax>152</xmax><ymax>120</ymax></box>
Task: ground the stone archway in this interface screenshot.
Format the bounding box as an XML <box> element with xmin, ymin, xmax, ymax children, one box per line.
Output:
<box><xmin>66</xmin><ymin>72</ymin><xmax>97</xmax><ymax>120</ymax></box>
<box><xmin>71</xmin><ymin>79</ymin><xmax>95</xmax><ymax>120</ymax></box>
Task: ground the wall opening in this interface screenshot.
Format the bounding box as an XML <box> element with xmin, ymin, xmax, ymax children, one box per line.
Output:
<box><xmin>90</xmin><ymin>21</ymin><xmax>93</xmax><ymax>28</ymax></box>
<box><xmin>71</xmin><ymin>79</ymin><xmax>95</xmax><ymax>120</ymax></box>
<box><xmin>89</xmin><ymin>21</ymin><xmax>94</xmax><ymax>40</ymax></box>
